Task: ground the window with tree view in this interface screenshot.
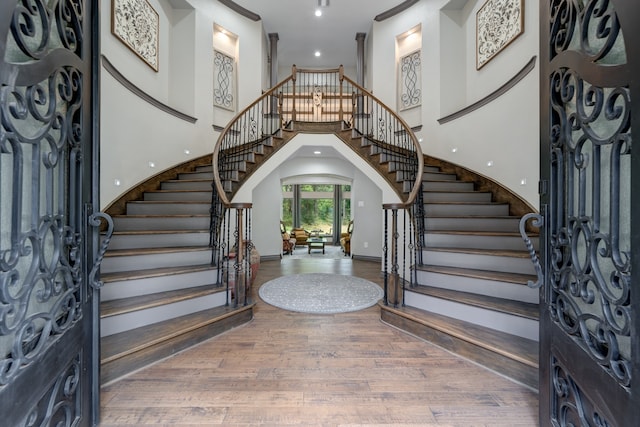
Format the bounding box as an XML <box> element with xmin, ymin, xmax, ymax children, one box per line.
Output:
<box><xmin>281</xmin><ymin>184</ymin><xmax>351</xmax><ymax>239</ymax></box>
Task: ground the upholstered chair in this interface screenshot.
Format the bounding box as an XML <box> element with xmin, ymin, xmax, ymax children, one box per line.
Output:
<box><xmin>281</xmin><ymin>221</ymin><xmax>296</xmax><ymax>254</ymax></box>
<box><xmin>340</xmin><ymin>220</ymin><xmax>353</xmax><ymax>255</ymax></box>
<box><xmin>291</xmin><ymin>227</ymin><xmax>310</xmax><ymax>246</ymax></box>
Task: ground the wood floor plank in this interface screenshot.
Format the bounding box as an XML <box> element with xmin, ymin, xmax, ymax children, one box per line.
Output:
<box><xmin>100</xmin><ymin>257</ymin><xmax>538</xmax><ymax>426</ymax></box>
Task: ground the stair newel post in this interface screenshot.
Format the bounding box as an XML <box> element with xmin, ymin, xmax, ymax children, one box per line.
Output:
<box><xmin>384</xmin><ymin>203</ymin><xmax>404</xmax><ymax>307</ymax></box>
<box><xmin>244</xmin><ymin>204</ymin><xmax>253</xmax><ymax>307</ymax></box>
<box><xmin>224</xmin><ymin>206</ymin><xmax>232</xmax><ymax>305</ymax></box>
<box><xmin>402</xmin><ymin>208</ymin><xmax>407</xmax><ymax>300</ymax></box>
<box><xmin>383</xmin><ymin>206</ymin><xmax>389</xmax><ymax>305</ymax></box>
<box><xmin>230</xmin><ymin>203</ymin><xmax>252</xmax><ymax>307</ymax></box>
<box><xmin>291</xmin><ymin>65</ymin><xmax>297</xmax><ymax>123</ymax></box>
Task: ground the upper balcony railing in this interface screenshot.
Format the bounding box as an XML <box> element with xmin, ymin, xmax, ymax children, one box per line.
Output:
<box><xmin>212</xmin><ymin>66</ymin><xmax>423</xmax><ymax>207</ymax></box>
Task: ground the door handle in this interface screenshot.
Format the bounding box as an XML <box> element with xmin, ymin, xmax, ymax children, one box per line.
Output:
<box><xmin>519</xmin><ymin>212</ymin><xmax>544</xmax><ymax>289</ymax></box>
<box><xmin>88</xmin><ymin>211</ymin><xmax>114</xmax><ymax>289</ymax></box>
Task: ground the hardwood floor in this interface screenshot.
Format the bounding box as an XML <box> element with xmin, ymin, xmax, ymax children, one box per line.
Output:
<box><xmin>100</xmin><ymin>254</ymin><xmax>539</xmax><ymax>426</ymax></box>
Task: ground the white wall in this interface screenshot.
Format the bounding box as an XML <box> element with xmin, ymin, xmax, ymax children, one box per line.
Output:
<box><xmin>370</xmin><ymin>0</ymin><xmax>540</xmax><ymax>209</ymax></box>
<box><xmin>100</xmin><ymin>0</ymin><xmax>266</xmax><ymax>209</ymax></box>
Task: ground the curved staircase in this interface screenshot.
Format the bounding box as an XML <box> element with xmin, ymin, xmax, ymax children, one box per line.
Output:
<box><xmin>100</xmin><ymin>158</ymin><xmax>254</xmax><ymax>385</ymax></box>
<box><xmin>380</xmin><ymin>161</ymin><xmax>540</xmax><ymax>390</ymax></box>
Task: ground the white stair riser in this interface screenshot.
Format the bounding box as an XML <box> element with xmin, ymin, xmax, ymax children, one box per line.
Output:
<box><xmin>425</xmin><ymin>233</ymin><xmax>538</xmax><ymax>251</ymax></box>
<box><xmin>423</xmin><ymin>172</ymin><xmax>457</xmax><ymax>181</ymax></box>
<box><xmin>112</xmin><ymin>216</ymin><xmax>209</xmax><ymax>231</ymax></box>
<box><xmin>144</xmin><ymin>191</ymin><xmax>211</xmax><ymax>201</ymax></box>
<box><xmin>424</xmin><ymin>166</ymin><xmax>441</xmax><ymax>173</ymax></box>
<box><xmin>126</xmin><ymin>202</ymin><xmax>210</xmax><ymax>215</ymax></box>
<box><xmin>161</xmin><ymin>181</ymin><xmax>212</xmax><ymax>191</ymax></box>
<box><xmin>101</xmin><ymin>268</ymin><xmax>219</xmax><ymax>301</ymax></box>
<box><xmin>102</xmin><ymin>249</ymin><xmax>212</xmax><ymax>273</ymax></box>
<box><xmin>195</xmin><ymin>165</ymin><xmax>213</xmax><ymax>173</ymax></box>
<box><xmin>415</xmin><ymin>270</ymin><xmax>539</xmax><ymax>304</ymax></box>
<box><xmin>423</xmin><ymin>250</ymin><xmax>536</xmax><ymax>275</ymax></box>
<box><xmin>101</xmin><ymin>292</ymin><xmax>227</xmax><ymax>337</ymax></box>
<box><xmin>426</xmin><ymin>217</ymin><xmax>520</xmax><ymax>232</ymax></box>
<box><xmin>104</xmin><ymin>232</ymin><xmax>210</xmax><ymax>250</ymax></box>
<box><xmin>425</xmin><ymin>203</ymin><xmax>509</xmax><ymax>216</ymax></box>
<box><xmin>423</xmin><ymin>192</ymin><xmax>492</xmax><ymax>203</ymax></box>
<box><xmin>179</xmin><ymin>172</ymin><xmax>214</xmax><ymax>180</ymax></box>
<box><xmin>405</xmin><ymin>291</ymin><xmax>539</xmax><ymax>341</ymax></box>
<box><xmin>392</xmin><ymin>165</ymin><xmax>441</xmax><ymax>175</ymax></box>
<box><xmin>219</xmin><ymin>152</ymin><xmax>256</xmax><ymax>163</ymax></box>
<box><xmin>423</xmin><ymin>181</ymin><xmax>474</xmax><ymax>191</ymax></box>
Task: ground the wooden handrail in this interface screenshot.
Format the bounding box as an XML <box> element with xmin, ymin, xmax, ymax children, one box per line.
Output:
<box><xmin>212</xmin><ymin>75</ymin><xmax>294</xmax><ymax>206</ymax></box>
<box><xmin>212</xmin><ymin>67</ymin><xmax>423</xmax><ymax>207</ymax></box>
<box><xmin>340</xmin><ymin>74</ymin><xmax>424</xmax><ymax>207</ymax></box>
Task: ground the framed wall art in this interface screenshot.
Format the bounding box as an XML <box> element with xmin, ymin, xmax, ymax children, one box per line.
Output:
<box><xmin>476</xmin><ymin>0</ymin><xmax>524</xmax><ymax>69</ymax></box>
<box><xmin>398</xmin><ymin>50</ymin><xmax>422</xmax><ymax>111</ymax></box>
<box><xmin>112</xmin><ymin>0</ymin><xmax>159</xmax><ymax>71</ymax></box>
<box><xmin>213</xmin><ymin>50</ymin><xmax>236</xmax><ymax>111</ymax></box>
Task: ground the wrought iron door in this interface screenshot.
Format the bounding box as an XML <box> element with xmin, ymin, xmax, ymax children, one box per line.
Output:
<box><xmin>537</xmin><ymin>1</ymin><xmax>640</xmax><ymax>425</ymax></box>
<box><xmin>0</xmin><ymin>1</ymin><xmax>102</xmax><ymax>425</ymax></box>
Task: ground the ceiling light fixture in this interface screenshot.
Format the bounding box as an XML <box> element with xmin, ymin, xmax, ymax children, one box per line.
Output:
<box><xmin>315</xmin><ymin>9</ymin><xmax>322</xmax><ymax>17</ymax></box>
<box><xmin>314</xmin><ymin>51</ymin><xmax>321</xmax><ymax>57</ymax></box>
<box><xmin>314</xmin><ymin>151</ymin><xmax>322</xmax><ymax>155</ymax></box>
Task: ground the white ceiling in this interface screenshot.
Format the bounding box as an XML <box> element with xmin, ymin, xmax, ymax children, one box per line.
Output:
<box><xmin>230</xmin><ymin>0</ymin><xmax>404</xmax><ymax>70</ymax></box>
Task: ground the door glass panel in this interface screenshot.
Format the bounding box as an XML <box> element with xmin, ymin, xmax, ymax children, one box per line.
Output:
<box><xmin>1</xmin><ymin>0</ymin><xmax>83</xmax><ymax>385</ymax></box>
<box><xmin>549</xmin><ymin>0</ymin><xmax>631</xmax><ymax>387</ymax></box>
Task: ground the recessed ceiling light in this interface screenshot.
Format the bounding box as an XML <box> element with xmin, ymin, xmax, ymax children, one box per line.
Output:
<box><xmin>314</xmin><ymin>51</ymin><xmax>321</xmax><ymax>57</ymax></box>
<box><xmin>314</xmin><ymin>151</ymin><xmax>321</xmax><ymax>155</ymax></box>
<box><xmin>315</xmin><ymin>9</ymin><xmax>322</xmax><ymax>17</ymax></box>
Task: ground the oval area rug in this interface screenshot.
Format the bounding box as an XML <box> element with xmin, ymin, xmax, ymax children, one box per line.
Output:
<box><xmin>258</xmin><ymin>273</ymin><xmax>384</xmax><ymax>314</ymax></box>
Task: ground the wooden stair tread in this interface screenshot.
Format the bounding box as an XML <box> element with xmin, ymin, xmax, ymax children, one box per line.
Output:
<box><xmin>112</xmin><ymin>214</ymin><xmax>209</xmax><ymax>218</ymax></box>
<box><xmin>423</xmin><ymin>190</ymin><xmax>490</xmax><ymax>194</ymax></box>
<box><xmin>144</xmin><ymin>189</ymin><xmax>210</xmax><ymax>193</ymax></box>
<box><xmin>164</xmin><ymin>179</ymin><xmax>211</xmax><ymax>183</ymax></box>
<box><xmin>101</xmin><ymin>264</ymin><xmax>216</xmax><ymax>282</ymax></box>
<box><xmin>424</xmin><ymin>246</ymin><xmax>530</xmax><ymax>258</ymax></box>
<box><xmin>425</xmin><ymin>215</ymin><xmax>519</xmax><ymax>219</ymax></box>
<box><xmin>409</xmin><ymin>284</ymin><xmax>538</xmax><ymax>320</ymax></box>
<box><xmin>126</xmin><ymin>200</ymin><xmax>209</xmax><ymax>204</ymax></box>
<box><xmin>110</xmin><ymin>229</ymin><xmax>209</xmax><ymax>236</ymax></box>
<box><xmin>104</xmin><ymin>245</ymin><xmax>210</xmax><ymax>257</ymax></box>
<box><xmin>418</xmin><ymin>264</ymin><xmax>536</xmax><ymax>284</ymax></box>
<box><xmin>426</xmin><ymin>230</ymin><xmax>537</xmax><ymax>237</ymax></box>
<box><xmin>380</xmin><ymin>303</ymin><xmax>538</xmax><ymax>368</ymax></box>
<box><xmin>423</xmin><ymin>178</ymin><xmax>473</xmax><ymax>183</ymax></box>
<box><xmin>101</xmin><ymin>304</ymin><xmax>254</xmax><ymax>364</ymax></box>
<box><xmin>101</xmin><ymin>285</ymin><xmax>223</xmax><ymax>318</ymax></box>
<box><xmin>424</xmin><ymin>201</ymin><xmax>509</xmax><ymax>206</ymax></box>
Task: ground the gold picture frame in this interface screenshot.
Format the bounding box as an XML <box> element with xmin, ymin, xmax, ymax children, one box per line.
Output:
<box><xmin>112</xmin><ymin>0</ymin><xmax>159</xmax><ymax>71</ymax></box>
<box><xmin>476</xmin><ymin>0</ymin><xmax>524</xmax><ymax>70</ymax></box>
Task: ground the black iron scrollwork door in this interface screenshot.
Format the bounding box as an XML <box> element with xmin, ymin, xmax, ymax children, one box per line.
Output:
<box><xmin>0</xmin><ymin>0</ymin><xmax>102</xmax><ymax>425</ymax></box>
<box><xmin>538</xmin><ymin>1</ymin><xmax>640</xmax><ymax>425</ymax></box>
